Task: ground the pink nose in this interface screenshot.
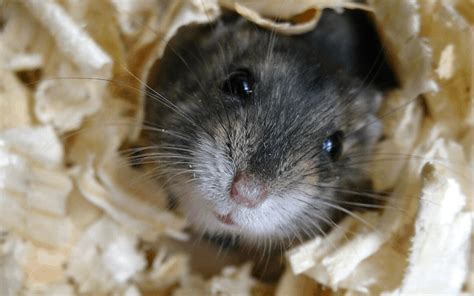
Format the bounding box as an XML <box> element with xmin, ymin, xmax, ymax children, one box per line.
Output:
<box><xmin>230</xmin><ymin>172</ymin><xmax>267</xmax><ymax>208</ymax></box>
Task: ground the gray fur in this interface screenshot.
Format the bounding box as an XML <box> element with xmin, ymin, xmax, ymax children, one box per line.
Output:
<box><xmin>142</xmin><ymin>9</ymin><xmax>396</xmax><ymax>249</ymax></box>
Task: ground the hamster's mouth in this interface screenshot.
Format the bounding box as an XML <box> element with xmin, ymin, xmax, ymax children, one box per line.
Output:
<box><xmin>213</xmin><ymin>212</ymin><xmax>235</xmax><ymax>226</ymax></box>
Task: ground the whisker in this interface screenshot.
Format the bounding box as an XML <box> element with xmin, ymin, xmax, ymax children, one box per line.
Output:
<box><xmin>294</xmin><ymin>182</ymin><xmax>440</xmax><ymax>207</ymax></box>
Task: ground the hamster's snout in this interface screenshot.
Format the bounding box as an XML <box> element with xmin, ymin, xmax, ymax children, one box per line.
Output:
<box><xmin>230</xmin><ymin>172</ymin><xmax>268</xmax><ymax>208</ymax></box>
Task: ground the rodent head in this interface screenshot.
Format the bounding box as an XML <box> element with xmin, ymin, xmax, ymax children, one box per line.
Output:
<box><xmin>144</xmin><ymin>12</ymin><xmax>387</xmax><ymax>247</ymax></box>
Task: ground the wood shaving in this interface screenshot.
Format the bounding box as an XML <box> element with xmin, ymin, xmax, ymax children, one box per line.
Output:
<box><xmin>219</xmin><ymin>0</ymin><xmax>370</xmax><ymax>35</ymax></box>
<box><xmin>0</xmin><ymin>0</ymin><xmax>472</xmax><ymax>295</ymax></box>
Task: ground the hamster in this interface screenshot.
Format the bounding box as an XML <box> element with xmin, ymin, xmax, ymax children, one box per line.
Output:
<box><xmin>142</xmin><ymin>9</ymin><xmax>397</xmax><ymax>250</ymax></box>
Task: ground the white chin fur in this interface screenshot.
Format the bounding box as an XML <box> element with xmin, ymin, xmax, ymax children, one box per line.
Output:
<box><xmin>179</xmin><ymin>184</ymin><xmax>312</xmax><ymax>243</ymax></box>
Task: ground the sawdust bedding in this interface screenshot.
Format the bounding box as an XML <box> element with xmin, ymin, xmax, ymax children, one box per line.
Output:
<box><xmin>0</xmin><ymin>0</ymin><xmax>472</xmax><ymax>295</ymax></box>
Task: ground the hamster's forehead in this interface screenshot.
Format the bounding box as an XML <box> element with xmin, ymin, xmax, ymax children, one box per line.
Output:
<box><xmin>199</xmin><ymin>23</ymin><xmax>338</xmax><ymax>92</ymax></box>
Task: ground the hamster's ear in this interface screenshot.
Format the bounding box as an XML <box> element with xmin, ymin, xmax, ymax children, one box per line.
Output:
<box><xmin>301</xmin><ymin>9</ymin><xmax>398</xmax><ymax>91</ymax></box>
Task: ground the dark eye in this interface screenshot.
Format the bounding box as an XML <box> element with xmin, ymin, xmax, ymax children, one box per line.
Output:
<box><xmin>222</xmin><ymin>68</ymin><xmax>254</xmax><ymax>101</ymax></box>
<box><xmin>323</xmin><ymin>131</ymin><xmax>344</xmax><ymax>161</ymax></box>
